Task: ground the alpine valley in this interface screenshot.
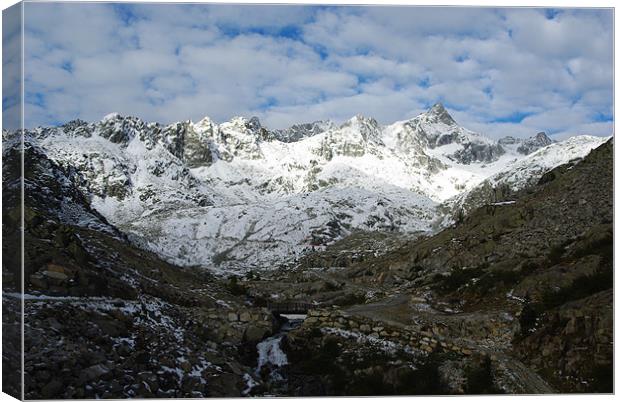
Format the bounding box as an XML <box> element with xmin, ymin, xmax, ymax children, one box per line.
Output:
<box><xmin>2</xmin><ymin>103</ymin><xmax>613</xmax><ymax>398</ymax></box>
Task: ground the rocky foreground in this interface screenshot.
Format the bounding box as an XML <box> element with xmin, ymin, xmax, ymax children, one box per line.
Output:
<box><xmin>2</xmin><ymin>134</ymin><xmax>613</xmax><ymax>397</ymax></box>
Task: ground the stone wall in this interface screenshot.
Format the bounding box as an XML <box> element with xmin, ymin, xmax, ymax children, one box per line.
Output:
<box><xmin>303</xmin><ymin>308</ymin><xmax>476</xmax><ymax>356</ymax></box>
<box><xmin>193</xmin><ymin>306</ymin><xmax>275</xmax><ymax>344</ymax></box>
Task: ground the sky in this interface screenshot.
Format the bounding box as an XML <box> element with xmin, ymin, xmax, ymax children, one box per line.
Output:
<box><xmin>2</xmin><ymin>3</ymin><xmax>614</xmax><ymax>139</ymax></box>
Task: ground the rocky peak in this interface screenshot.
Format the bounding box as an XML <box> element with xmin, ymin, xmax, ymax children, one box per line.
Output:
<box><xmin>220</xmin><ymin>116</ymin><xmax>272</xmax><ymax>140</ymax></box>
<box><xmin>425</xmin><ymin>103</ymin><xmax>456</xmax><ymax>126</ymax></box>
<box><xmin>96</xmin><ymin>113</ymin><xmax>149</xmax><ymax>145</ymax></box>
<box><xmin>312</xmin><ymin>115</ymin><xmax>383</xmax><ymax>160</ymax></box>
<box><xmin>342</xmin><ymin>114</ymin><xmax>382</xmax><ymax>143</ymax></box>
<box><xmin>498</xmin><ymin>132</ymin><xmax>553</xmax><ymax>155</ymax></box>
<box><xmin>247</xmin><ymin>116</ymin><xmax>275</xmax><ymax>141</ymax></box>
<box><xmin>399</xmin><ymin>103</ymin><xmax>463</xmax><ymax>149</ymax></box>
<box><xmin>62</xmin><ymin>119</ymin><xmax>89</xmax><ymax>134</ymax></box>
<box><xmin>344</xmin><ymin>114</ymin><xmax>378</xmax><ymax>126</ymax></box>
<box><xmin>272</xmin><ymin>120</ymin><xmax>335</xmax><ymax>143</ymax></box>
<box><xmin>517</xmin><ymin>132</ymin><xmax>554</xmax><ymax>155</ymax></box>
<box><xmin>533</xmin><ymin>132</ymin><xmax>553</xmax><ymax>145</ymax></box>
<box><xmin>222</xmin><ymin>116</ymin><xmax>250</xmax><ymax>131</ymax></box>
<box><xmin>193</xmin><ymin>116</ymin><xmax>216</xmax><ymax>134</ymax></box>
<box><xmin>246</xmin><ymin>116</ymin><xmax>262</xmax><ymax>133</ymax></box>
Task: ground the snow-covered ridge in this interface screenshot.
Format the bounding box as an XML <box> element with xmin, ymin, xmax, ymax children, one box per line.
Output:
<box><xmin>22</xmin><ymin>103</ymin><xmax>609</xmax><ymax>274</ymax></box>
<box><xmin>445</xmin><ymin>135</ymin><xmax>610</xmax><ymax>215</ymax></box>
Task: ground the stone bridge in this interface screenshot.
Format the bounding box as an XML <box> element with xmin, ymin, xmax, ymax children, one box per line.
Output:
<box><xmin>267</xmin><ymin>301</ymin><xmax>315</xmax><ymax>315</ymax></box>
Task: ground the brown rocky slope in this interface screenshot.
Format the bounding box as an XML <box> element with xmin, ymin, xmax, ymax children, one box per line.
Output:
<box><xmin>314</xmin><ymin>138</ymin><xmax>614</xmax><ymax>392</ymax></box>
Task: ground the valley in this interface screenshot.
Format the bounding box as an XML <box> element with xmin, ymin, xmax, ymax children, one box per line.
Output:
<box><xmin>2</xmin><ymin>104</ymin><xmax>613</xmax><ymax>397</ymax></box>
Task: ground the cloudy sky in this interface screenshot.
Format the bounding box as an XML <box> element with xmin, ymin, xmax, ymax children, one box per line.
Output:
<box><xmin>3</xmin><ymin>3</ymin><xmax>614</xmax><ymax>139</ymax></box>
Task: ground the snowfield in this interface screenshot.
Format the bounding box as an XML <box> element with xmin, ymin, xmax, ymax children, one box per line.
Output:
<box><xmin>27</xmin><ymin>103</ymin><xmax>610</xmax><ymax>274</ymax></box>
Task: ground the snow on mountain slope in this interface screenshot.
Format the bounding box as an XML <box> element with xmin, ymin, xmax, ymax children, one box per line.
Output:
<box><xmin>485</xmin><ymin>135</ymin><xmax>608</xmax><ymax>188</ymax></box>
<box><xmin>125</xmin><ymin>187</ymin><xmax>437</xmax><ymax>273</ymax></box>
<box><xmin>445</xmin><ymin>135</ymin><xmax>610</xmax><ymax>217</ymax></box>
<box><xmin>25</xmin><ymin>103</ymin><xmax>609</xmax><ymax>274</ymax></box>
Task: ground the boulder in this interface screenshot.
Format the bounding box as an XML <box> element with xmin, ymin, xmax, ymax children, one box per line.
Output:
<box><xmin>227</xmin><ymin>313</ymin><xmax>239</xmax><ymax>322</ymax></box>
<box><xmin>243</xmin><ymin>325</ymin><xmax>270</xmax><ymax>343</ymax></box>
<box><xmin>42</xmin><ymin>270</ymin><xmax>68</xmax><ymax>283</ymax></box>
<box><xmin>83</xmin><ymin>363</ymin><xmax>110</xmax><ymax>381</ymax></box>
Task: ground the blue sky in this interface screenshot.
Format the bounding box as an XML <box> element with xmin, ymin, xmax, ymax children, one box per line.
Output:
<box><xmin>3</xmin><ymin>3</ymin><xmax>614</xmax><ymax>139</ymax></box>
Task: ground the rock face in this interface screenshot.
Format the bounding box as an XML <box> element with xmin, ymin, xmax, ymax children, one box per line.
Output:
<box><xmin>273</xmin><ymin>120</ymin><xmax>336</xmax><ymax>143</ymax></box>
<box><xmin>450</xmin><ymin>142</ymin><xmax>505</xmax><ymax>164</ymax></box>
<box><xmin>284</xmin><ymin>308</ymin><xmax>506</xmax><ymax>396</ymax></box>
<box><xmin>518</xmin><ymin>132</ymin><xmax>554</xmax><ymax>154</ymax></box>
<box><xmin>499</xmin><ymin>131</ymin><xmax>554</xmax><ymax>155</ymax></box>
<box><xmin>515</xmin><ymin>289</ymin><xmax>613</xmax><ymax>392</ymax></box>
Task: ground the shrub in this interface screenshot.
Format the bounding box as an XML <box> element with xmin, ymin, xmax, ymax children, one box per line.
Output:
<box><xmin>245</xmin><ymin>270</ymin><xmax>260</xmax><ymax>281</ymax></box>
<box><xmin>225</xmin><ymin>276</ymin><xmax>246</xmax><ymax>296</ymax></box>
<box><xmin>547</xmin><ymin>243</ymin><xmax>567</xmax><ymax>265</ymax></box>
<box><xmin>474</xmin><ymin>269</ymin><xmax>522</xmax><ymax>294</ymax></box>
<box><xmin>518</xmin><ymin>296</ymin><xmax>538</xmax><ymax>337</ymax></box>
<box><xmin>436</xmin><ymin>266</ymin><xmax>485</xmax><ymax>293</ymax></box>
<box><xmin>332</xmin><ymin>292</ymin><xmax>366</xmax><ymax>307</ymax></box>
<box><xmin>520</xmin><ymin>260</ymin><xmax>540</xmax><ymax>275</ymax></box>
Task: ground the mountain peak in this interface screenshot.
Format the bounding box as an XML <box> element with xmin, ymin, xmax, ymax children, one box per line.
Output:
<box><xmin>515</xmin><ymin>131</ymin><xmax>555</xmax><ymax>155</ymax></box>
<box><xmin>343</xmin><ymin>114</ymin><xmax>379</xmax><ymax>129</ymax></box>
<box><xmin>222</xmin><ymin>116</ymin><xmax>263</xmax><ymax>134</ymax></box>
<box><xmin>246</xmin><ymin>116</ymin><xmax>262</xmax><ymax>132</ymax></box>
<box><xmin>272</xmin><ymin>120</ymin><xmax>335</xmax><ymax>143</ymax></box>
<box><xmin>102</xmin><ymin>112</ymin><xmax>122</xmax><ymax>122</ymax></box>
<box><xmin>350</xmin><ymin>113</ymin><xmax>373</xmax><ymax>122</ymax></box>
<box><xmin>534</xmin><ymin>131</ymin><xmax>553</xmax><ymax>145</ymax></box>
<box><xmin>426</xmin><ymin>102</ymin><xmax>456</xmax><ymax>125</ymax></box>
<box><xmin>429</xmin><ymin>102</ymin><xmax>446</xmax><ymax>113</ymax></box>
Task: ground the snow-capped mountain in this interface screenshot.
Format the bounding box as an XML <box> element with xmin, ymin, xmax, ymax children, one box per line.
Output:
<box><xmin>24</xmin><ymin>103</ymin><xmax>608</xmax><ymax>273</ymax></box>
<box><xmin>445</xmin><ymin>135</ymin><xmax>608</xmax><ymax>217</ymax></box>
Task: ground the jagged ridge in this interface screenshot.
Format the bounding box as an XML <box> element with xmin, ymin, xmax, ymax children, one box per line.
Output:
<box><xmin>13</xmin><ymin>104</ymin><xmax>608</xmax><ymax>273</ymax></box>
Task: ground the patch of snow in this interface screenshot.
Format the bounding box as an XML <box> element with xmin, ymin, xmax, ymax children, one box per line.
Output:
<box><xmin>321</xmin><ymin>327</ymin><xmax>419</xmax><ymax>356</ymax></box>
<box><xmin>490</xmin><ymin>200</ymin><xmax>516</xmax><ymax>206</ymax></box>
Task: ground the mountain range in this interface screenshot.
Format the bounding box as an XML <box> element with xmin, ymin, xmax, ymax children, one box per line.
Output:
<box><xmin>17</xmin><ymin>103</ymin><xmax>607</xmax><ymax>274</ymax></box>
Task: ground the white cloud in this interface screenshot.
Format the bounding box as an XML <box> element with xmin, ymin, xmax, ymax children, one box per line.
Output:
<box><xmin>16</xmin><ymin>3</ymin><xmax>612</xmax><ymax>140</ymax></box>
<box><xmin>3</xmin><ymin>3</ymin><xmax>23</xmax><ymax>129</ymax></box>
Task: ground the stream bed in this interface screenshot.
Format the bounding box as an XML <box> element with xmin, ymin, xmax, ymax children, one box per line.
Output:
<box><xmin>250</xmin><ymin>314</ymin><xmax>306</xmax><ymax>396</ymax></box>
